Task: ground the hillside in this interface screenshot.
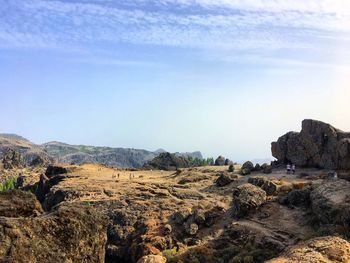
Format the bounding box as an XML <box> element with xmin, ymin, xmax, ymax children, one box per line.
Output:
<box><xmin>0</xmin><ymin>134</ymin><xmax>202</xmax><ymax>168</ymax></box>
<box><xmin>0</xmin><ymin>120</ymin><xmax>350</xmax><ymax>262</ymax></box>
<box><xmin>0</xmin><ymin>134</ymin><xmax>52</xmax><ymax>166</ymax></box>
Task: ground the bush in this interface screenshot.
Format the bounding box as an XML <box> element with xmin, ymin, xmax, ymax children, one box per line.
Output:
<box><xmin>0</xmin><ymin>177</ymin><xmax>17</xmax><ymax>192</ymax></box>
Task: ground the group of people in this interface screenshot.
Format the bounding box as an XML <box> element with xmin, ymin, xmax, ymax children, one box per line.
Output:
<box><xmin>286</xmin><ymin>163</ymin><xmax>296</xmax><ymax>174</ymax></box>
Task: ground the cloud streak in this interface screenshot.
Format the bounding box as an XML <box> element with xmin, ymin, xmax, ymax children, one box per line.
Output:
<box><xmin>1</xmin><ymin>0</ymin><xmax>350</xmax><ymax>66</ymax></box>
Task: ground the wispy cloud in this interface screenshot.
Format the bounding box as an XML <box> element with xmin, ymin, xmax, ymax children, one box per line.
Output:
<box><xmin>1</xmin><ymin>0</ymin><xmax>350</xmax><ymax>66</ymax></box>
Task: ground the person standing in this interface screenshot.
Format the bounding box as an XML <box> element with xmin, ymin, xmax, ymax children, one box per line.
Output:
<box><xmin>286</xmin><ymin>164</ymin><xmax>291</xmax><ymax>174</ymax></box>
<box><xmin>292</xmin><ymin>164</ymin><xmax>296</xmax><ymax>174</ymax></box>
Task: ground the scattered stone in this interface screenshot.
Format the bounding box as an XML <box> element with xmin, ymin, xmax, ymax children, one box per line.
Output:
<box><xmin>248</xmin><ymin>177</ymin><xmax>278</xmax><ymax>196</ymax></box>
<box><xmin>242</xmin><ymin>161</ymin><xmax>254</xmax><ymax>171</ymax></box>
<box><xmin>263</xmin><ymin>165</ymin><xmax>273</xmax><ymax>174</ymax></box>
<box><xmin>172</xmin><ymin>209</ymin><xmax>191</xmax><ymax>225</ymax></box>
<box><xmin>184</xmin><ymin>222</ymin><xmax>199</xmax><ymax>236</ymax></box>
<box><xmin>254</xmin><ymin>163</ymin><xmax>261</xmax><ymax>171</ymax></box>
<box><xmin>228</xmin><ymin>164</ymin><xmax>235</xmax><ymax>172</ymax></box>
<box><xmin>163</xmin><ymin>224</ymin><xmax>172</xmax><ymax>235</ymax></box>
<box><xmin>240</xmin><ymin>168</ymin><xmax>251</xmax><ymax>176</ymax></box>
<box><xmin>215</xmin><ymin>173</ymin><xmax>233</xmax><ymax>187</ymax></box>
<box><xmin>225</xmin><ymin>159</ymin><xmax>234</xmax><ymax>166</ymax></box>
<box><xmin>193</xmin><ymin>209</ymin><xmax>206</xmax><ymax>225</ymax></box>
<box><xmin>248</xmin><ymin>176</ymin><xmax>266</xmax><ymax>187</ymax></box>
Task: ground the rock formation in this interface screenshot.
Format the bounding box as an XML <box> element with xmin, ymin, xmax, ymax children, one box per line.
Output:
<box><xmin>2</xmin><ymin>148</ymin><xmax>23</xmax><ymax>169</ymax></box>
<box><xmin>0</xmin><ymin>191</ymin><xmax>107</xmax><ymax>263</ymax></box>
<box><xmin>267</xmin><ymin>236</ymin><xmax>350</xmax><ymax>263</ymax></box>
<box><xmin>143</xmin><ymin>152</ymin><xmax>190</xmax><ymax>171</ymax></box>
<box><xmin>310</xmin><ymin>179</ymin><xmax>350</xmax><ymax>232</ymax></box>
<box><xmin>272</xmin><ymin>119</ymin><xmax>350</xmax><ymax>169</ymax></box>
<box><xmin>232</xmin><ymin>183</ymin><xmax>267</xmax><ymax>218</ymax></box>
<box><xmin>0</xmin><ymin>190</ymin><xmax>43</xmax><ymax>217</ymax></box>
<box><xmin>215</xmin><ymin>156</ymin><xmax>226</xmax><ymax>166</ymax></box>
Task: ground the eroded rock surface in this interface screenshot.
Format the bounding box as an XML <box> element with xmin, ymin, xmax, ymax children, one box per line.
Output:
<box><xmin>272</xmin><ymin>119</ymin><xmax>350</xmax><ymax>169</ymax></box>
<box><xmin>311</xmin><ymin>179</ymin><xmax>350</xmax><ymax>232</ymax></box>
<box><xmin>232</xmin><ymin>183</ymin><xmax>267</xmax><ymax>218</ymax></box>
<box><xmin>0</xmin><ymin>203</ymin><xmax>107</xmax><ymax>263</ymax></box>
<box><xmin>0</xmin><ymin>190</ymin><xmax>43</xmax><ymax>217</ymax></box>
<box><xmin>267</xmin><ymin>236</ymin><xmax>350</xmax><ymax>263</ymax></box>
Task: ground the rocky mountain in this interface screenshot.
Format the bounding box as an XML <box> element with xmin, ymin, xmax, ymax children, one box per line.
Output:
<box><xmin>0</xmin><ymin>134</ymin><xmax>52</xmax><ymax>166</ymax></box>
<box><xmin>0</xmin><ymin>134</ymin><xmax>202</xmax><ymax>168</ymax></box>
<box><xmin>272</xmin><ymin>119</ymin><xmax>350</xmax><ymax>169</ymax></box>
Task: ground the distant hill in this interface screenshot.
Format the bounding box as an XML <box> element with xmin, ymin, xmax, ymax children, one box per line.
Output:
<box><xmin>0</xmin><ymin>134</ymin><xmax>52</xmax><ymax>166</ymax></box>
<box><xmin>0</xmin><ymin>133</ymin><xmax>30</xmax><ymax>142</ymax></box>
<box><xmin>0</xmin><ymin>134</ymin><xmax>202</xmax><ymax>168</ymax></box>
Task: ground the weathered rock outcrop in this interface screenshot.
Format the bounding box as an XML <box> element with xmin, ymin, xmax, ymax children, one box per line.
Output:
<box><xmin>45</xmin><ymin>165</ymin><xmax>69</xmax><ymax>177</ymax></box>
<box><xmin>267</xmin><ymin>236</ymin><xmax>350</xmax><ymax>263</ymax></box>
<box><xmin>272</xmin><ymin>119</ymin><xmax>350</xmax><ymax>169</ymax></box>
<box><xmin>144</xmin><ymin>152</ymin><xmax>190</xmax><ymax>171</ymax></box>
<box><xmin>310</xmin><ymin>179</ymin><xmax>350</xmax><ymax>231</ymax></box>
<box><xmin>0</xmin><ymin>190</ymin><xmax>43</xmax><ymax>217</ymax></box>
<box><xmin>248</xmin><ymin>177</ymin><xmax>279</xmax><ymax>196</ymax></box>
<box><xmin>232</xmin><ymin>183</ymin><xmax>267</xmax><ymax>218</ymax></box>
<box><xmin>0</xmin><ymin>134</ymin><xmax>52</xmax><ymax>167</ymax></box>
<box><xmin>2</xmin><ymin>148</ymin><xmax>23</xmax><ymax>169</ymax></box>
<box><xmin>0</xmin><ymin>201</ymin><xmax>107</xmax><ymax>263</ymax></box>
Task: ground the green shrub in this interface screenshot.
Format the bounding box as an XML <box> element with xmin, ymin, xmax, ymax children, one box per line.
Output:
<box><xmin>0</xmin><ymin>177</ymin><xmax>17</xmax><ymax>192</ymax></box>
<box><xmin>163</xmin><ymin>248</ymin><xmax>177</xmax><ymax>261</ymax></box>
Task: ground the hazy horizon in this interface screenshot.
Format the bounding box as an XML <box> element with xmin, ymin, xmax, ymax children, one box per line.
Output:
<box><xmin>1</xmin><ymin>0</ymin><xmax>350</xmax><ymax>161</ymax></box>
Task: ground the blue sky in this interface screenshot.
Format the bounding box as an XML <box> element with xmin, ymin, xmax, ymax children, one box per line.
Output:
<box><xmin>1</xmin><ymin>0</ymin><xmax>350</xmax><ymax>161</ymax></box>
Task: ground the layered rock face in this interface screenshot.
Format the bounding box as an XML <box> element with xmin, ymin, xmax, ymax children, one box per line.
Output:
<box><xmin>272</xmin><ymin>119</ymin><xmax>350</xmax><ymax>169</ymax></box>
<box><xmin>0</xmin><ymin>191</ymin><xmax>107</xmax><ymax>263</ymax></box>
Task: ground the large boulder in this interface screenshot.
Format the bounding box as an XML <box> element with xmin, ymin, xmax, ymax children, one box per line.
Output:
<box><xmin>45</xmin><ymin>165</ymin><xmax>69</xmax><ymax>177</ymax></box>
<box><xmin>310</xmin><ymin>179</ymin><xmax>350</xmax><ymax>229</ymax></box>
<box><xmin>267</xmin><ymin>236</ymin><xmax>350</xmax><ymax>263</ymax></box>
<box><xmin>248</xmin><ymin>177</ymin><xmax>279</xmax><ymax>196</ymax></box>
<box><xmin>279</xmin><ymin>188</ymin><xmax>311</xmax><ymax>208</ymax></box>
<box><xmin>242</xmin><ymin>161</ymin><xmax>254</xmax><ymax>171</ymax></box>
<box><xmin>215</xmin><ymin>156</ymin><xmax>226</xmax><ymax>166</ymax></box>
<box><xmin>225</xmin><ymin>158</ymin><xmax>234</xmax><ymax>165</ymax></box>
<box><xmin>215</xmin><ymin>173</ymin><xmax>234</xmax><ymax>187</ymax></box>
<box><xmin>0</xmin><ymin>204</ymin><xmax>107</xmax><ymax>262</ymax></box>
<box><xmin>232</xmin><ymin>183</ymin><xmax>267</xmax><ymax>218</ymax></box>
<box><xmin>271</xmin><ymin>119</ymin><xmax>350</xmax><ymax>169</ymax></box>
<box><xmin>0</xmin><ymin>190</ymin><xmax>43</xmax><ymax>217</ymax></box>
<box><xmin>144</xmin><ymin>152</ymin><xmax>190</xmax><ymax>171</ymax></box>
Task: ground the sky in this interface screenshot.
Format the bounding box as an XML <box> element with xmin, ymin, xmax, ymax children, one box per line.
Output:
<box><xmin>1</xmin><ymin>0</ymin><xmax>350</xmax><ymax>162</ymax></box>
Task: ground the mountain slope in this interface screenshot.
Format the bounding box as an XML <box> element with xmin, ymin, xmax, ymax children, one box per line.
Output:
<box><xmin>0</xmin><ymin>134</ymin><xmax>52</xmax><ymax>166</ymax></box>
<box><xmin>0</xmin><ymin>134</ymin><xmax>203</xmax><ymax>168</ymax></box>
